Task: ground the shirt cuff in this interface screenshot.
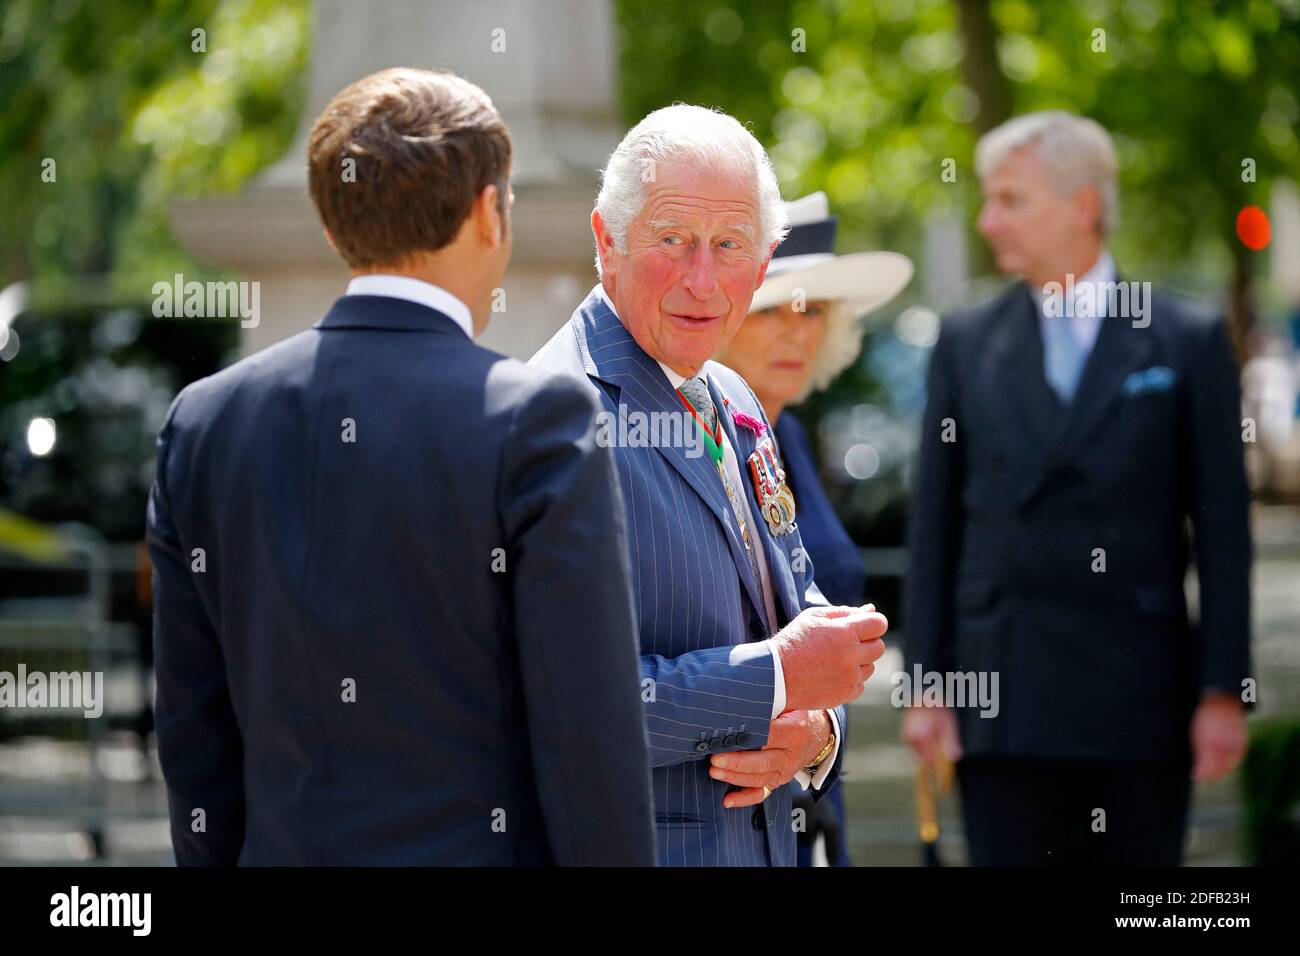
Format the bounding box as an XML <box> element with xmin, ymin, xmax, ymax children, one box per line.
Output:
<box><xmin>766</xmin><ymin>639</ymin><xmax>786</xmax><ymax>719</ymax></box>
<box><xmin>793</xmin><ymin>708</ymin><xmax>840</xmax><ymax>791</ymax></box>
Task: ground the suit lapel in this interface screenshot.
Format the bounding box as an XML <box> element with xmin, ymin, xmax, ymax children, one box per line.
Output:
<box><xmin>1051</xmin><ymin>277</ymin><xmax>1156</xmax><ymax>463</ymax></box>
<box><xmin>572</xmin><ymin>292</ymin><xmax>770</xmax><ymax>624</ymax></box>
<box><xmin>989</xmin><ymin>284</ymin><xmax>1066</xmax><ymax>491</ymax></box>
<box><xmin>1020</xmin><ymin>274</ymin><xmax>1156</xmax><ymax>505</ymax></box>
<box><xmin>712</xmin><ymin>376</ymin><xmax>801</xmax><ymax>628</ymax></box>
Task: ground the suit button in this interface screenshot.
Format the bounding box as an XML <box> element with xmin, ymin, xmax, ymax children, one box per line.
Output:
<box><xmin>695</xmin><ymin>741</ymin><xmax>709</xmax><ymax>753</ymax></box>
<box><xmin>752</xmin><ymin>808</ymin><xmax>764</xmax><ymax>830</ymax></box>
<box><xmin>736</xmin><ymin>732</ymin><xmax>750</xmax><ymax>746</ymax></box>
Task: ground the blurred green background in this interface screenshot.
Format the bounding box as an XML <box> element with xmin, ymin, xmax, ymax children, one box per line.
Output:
<box><xmin>1</xmin><ymin>0</ymin><xmax>1298</xmax><ymax>865</ymax></box>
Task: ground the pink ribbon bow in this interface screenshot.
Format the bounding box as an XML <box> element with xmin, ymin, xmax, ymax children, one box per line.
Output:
<box><xmin>729</xmin><ymin>407</ymin><xmax>767</xmax><ymax>437</ymax></box>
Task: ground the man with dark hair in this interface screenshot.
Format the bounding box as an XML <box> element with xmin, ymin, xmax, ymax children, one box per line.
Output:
<box><xmin>148</xmin><ymin>67</ymin><xmax>654</xmax><ymax>866</ymax></box>
<box><xmin>306</xmin><ymin>68</ymin><xmax>512</xmax><ymax>275</ymax></box>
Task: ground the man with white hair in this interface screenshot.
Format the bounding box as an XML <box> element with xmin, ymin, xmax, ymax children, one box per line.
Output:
<box><xmin>531</xmin><ymin>105</ymin><xmax>888</xmax><ymax>866</ymax></box>
<box><xmin>903</xmin><ymin>110</ymin><xmax>1253</xmax><ymax>865</ymax></box>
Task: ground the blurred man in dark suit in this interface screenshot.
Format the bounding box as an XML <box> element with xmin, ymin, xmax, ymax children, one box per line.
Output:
<box><xmin>903</xmin><ymin>111</ymin><xmax>1252</xmax><ymax>865</ymax></box>
<box><xmin>147</xmin><ymin>68</ymin><xmax>654</xmax><ymax>865</ymax></box>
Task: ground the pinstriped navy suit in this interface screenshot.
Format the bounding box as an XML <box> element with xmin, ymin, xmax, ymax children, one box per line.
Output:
<box><xmin>531</xmin><ymin>287</ymin><xmax>845</xmax><ymax>867</ymax></box>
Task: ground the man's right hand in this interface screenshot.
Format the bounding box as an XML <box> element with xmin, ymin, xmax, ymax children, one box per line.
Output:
<box><xmin>901</xmin><ymin>706</ymin><xmax>963</xmax><ymax>769</ymax></box>
<box><xmin>774</xmin><ymin>604</ymin><xmax>887</xmax><ymax>711</ymax></box>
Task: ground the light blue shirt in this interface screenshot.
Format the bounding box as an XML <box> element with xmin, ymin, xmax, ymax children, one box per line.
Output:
<box><xmin>1032</xmin><ymin>250</ymin><xmax>1115</xmax><ymax>363</ymax></box>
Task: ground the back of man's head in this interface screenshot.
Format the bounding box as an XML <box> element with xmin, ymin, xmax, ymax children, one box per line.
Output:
<box><xmin>307</xmin><ymin>67</ymin><xmax>512</xmax><ymax>271</ymax></box>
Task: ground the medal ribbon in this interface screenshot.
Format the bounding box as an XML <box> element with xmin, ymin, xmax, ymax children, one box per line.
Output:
<box><xmin>675</xmin><ymin>389</ymin><xmax>723</xmax><ymax>467</ymax></box>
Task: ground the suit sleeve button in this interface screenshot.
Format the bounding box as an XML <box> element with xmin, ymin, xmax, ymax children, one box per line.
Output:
<box><xmin>736</xmin><ymin>732</ymin><xmax>750</xmax><ymax>746</ymax></box>
<box><xmin>695</xmin><ymin>741</ymin><xmax>709</xmax><ymax>753</ymax></box>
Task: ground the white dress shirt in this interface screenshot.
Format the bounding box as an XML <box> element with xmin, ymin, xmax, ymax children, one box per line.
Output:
<box><xmin>596</xmin><ymin>285</ymin><xmax>839</xmax><ymax>790</ymax></box>
<box><xmin>345</xmin><ymin>274</ymin><xmax>475</xmax><ymax>339</ymax></box>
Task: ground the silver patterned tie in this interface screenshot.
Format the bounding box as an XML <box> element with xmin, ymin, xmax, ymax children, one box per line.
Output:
<box><xmin>678</xmin><ymin>375</ymin><xmax>767</xmax><ymax>627</ymax></box>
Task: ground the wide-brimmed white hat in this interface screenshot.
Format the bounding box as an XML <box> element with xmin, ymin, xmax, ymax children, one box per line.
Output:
<box><xmin>749</xmin><ymin>192</ymin><xmax>913</xmax><ymax>394</ymax></box>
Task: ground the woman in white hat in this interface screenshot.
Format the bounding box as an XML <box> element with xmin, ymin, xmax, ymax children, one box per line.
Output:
<box><xmin>715</xmin><ymin>191</ymin><xmax>912</xmax><ymax>866</ymax></box>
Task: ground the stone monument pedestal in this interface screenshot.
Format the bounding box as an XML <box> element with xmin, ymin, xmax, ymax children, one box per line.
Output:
<box><xmin>171</xmin><ymin>0</ymin><xmax>622</xmax><ymax>359</ymax></box>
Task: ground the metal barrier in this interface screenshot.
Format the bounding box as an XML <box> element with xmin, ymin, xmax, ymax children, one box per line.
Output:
<box><xmin>0</xmin><ymin>535</ymin><xmax>147</xmax><ymax>860</ymax></box>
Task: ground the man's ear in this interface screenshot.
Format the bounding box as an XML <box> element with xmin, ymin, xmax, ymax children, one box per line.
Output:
<box><xmin>1074</xmin><ymin>184</ymin><xmax>1103</xmax><ymax>236</ymax></box>
<box><xmin>592</xmin><ymin>209</ymin><xmax>617</xmax><ymax>276</ymax></box>
<box><xmin>322</xmin><ymin>228</ymin><xmax>339</xmax><ymax>254</ymax></box>
<box><xmin>474</xmin><ymin>184</ymin><xmax>506</xmax><ymax>248</ymax></box>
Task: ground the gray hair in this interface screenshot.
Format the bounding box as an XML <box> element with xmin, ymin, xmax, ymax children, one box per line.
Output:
<box><xmin>594</xmin><ymin>104</ymin><xmax>789</xmax><ymax>275</ymax></box>
<box><xmin>975</xmin><ymin>110</ymin><xmax>1120</xmax><ymax>237</ymax></box>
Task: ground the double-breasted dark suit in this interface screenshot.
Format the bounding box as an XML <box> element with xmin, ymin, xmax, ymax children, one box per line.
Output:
<box><xmin>905</xmin><ymin>278</ymin><xmax>1252</xmax><ymax>864</ymax></box>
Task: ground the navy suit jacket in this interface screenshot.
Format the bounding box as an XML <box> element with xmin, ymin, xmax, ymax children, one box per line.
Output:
<box><xmin>530</xmin><ymin>288</ymin><xmax>844</xmax><ymax>866</ymax></box>
<box><xmin>147</xmin><ymin>293</ymin><xmax>655</xmax><ymax>865</ymax></box>
<box><xmin>905</xmin><ymin>280</ymin><xmax>1252</xmax><ymax>764</ymax></box>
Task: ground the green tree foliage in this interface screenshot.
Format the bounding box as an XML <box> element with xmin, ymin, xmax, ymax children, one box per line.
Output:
<box><xmin>615</xmin><ymin>0</ymin><xmax>1300</xmax><ymax>327</ymax></box>
<box><xmin>616</xmin><ymin>0</ymin><xmax>972</xmax><ymax>261</ymax></box>
<box><xmin>0</xmin><ymin>0</ymin><xmax>310</xmax><ymax>293</ymax></box>
<box><xmin>615</xmin><ymin>0</ymin><xmax>1300</xmax><ymax>546</ymax></box>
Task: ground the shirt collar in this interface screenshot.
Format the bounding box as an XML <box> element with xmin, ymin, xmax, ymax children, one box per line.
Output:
<box><xmin>1029</xmin><ymin>250</ymin><xmax>1116</xmax><ymax>309</ymax></box>
<box><xmin>592</xmin><ymin>282</ymin><xmax>702</xmax><ymax>389</ymax></box>
<box><xmin>345</xmin><ymin>275</ymin><xmax>474</xmax><ymax>339</ymax></box>
<box><xmin>659</xmin><ymin>361</ymin><xmax>692</xmax><ymax>389</ymax></box>
<box><xmin>1080</xmin><ymin>249</ymin><xmax>1116</xmax><ymax>288</ymax></box>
